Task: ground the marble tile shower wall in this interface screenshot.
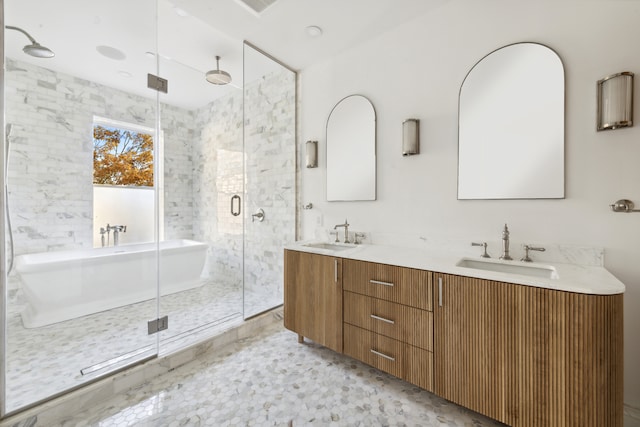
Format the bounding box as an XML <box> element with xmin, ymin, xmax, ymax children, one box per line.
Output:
<box><xmin>4</xmin><ymin>59</ymin><xmax>295</xmax><ymax>302</ymax></box>
<box><xmin>192</xmin><ymin>70</ymin><xmax>295</xmax><ymax>297</ymax></box>
<box><xmin>161</xmin><ymin>108</ymin><xmax>197</xmax><ymax>241</ymax></box>
<box><xmin>243</xmin><ymin>71</ymin><xmax>296</xmax><ymax>301</ymax></box>
<box><xmin>4</xmin><ymin>59</ymin><xmax>195</xmax><ymax>259</ymax></box>
<box><xmin>193</xmin><ymin>91</ymin><xmax>244</xmax><ymax>286</ymax></box>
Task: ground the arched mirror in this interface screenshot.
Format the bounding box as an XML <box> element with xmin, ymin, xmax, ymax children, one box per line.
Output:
<box><xmin>326</xmin><ymin>95</ymin><xmax>376</xmax><ymax>201</ymax></box>
<box><xmin>458</xmin><ymin>42</ymin><xmax>565</xmax><ymax>200</ymax></box>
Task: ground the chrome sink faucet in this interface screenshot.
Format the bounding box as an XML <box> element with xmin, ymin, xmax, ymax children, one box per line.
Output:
<box><xmin>334</xmin><ymin>219</ymin><xmax>350</xmax><ymax>243</ymax></box>
<box><xmin>521</xmin><ymin>245</ymin><xmax>545</xmax><ymax>262</ymax></box>
<box><xmin>499</xmin><ymin>224</ymin><xmax>513</xmax><ymax>260</ymax></box>
<box><xmin>471</xmin><ymin>242</ymin><xmax>490</xmax><ymax>258</ymax></box>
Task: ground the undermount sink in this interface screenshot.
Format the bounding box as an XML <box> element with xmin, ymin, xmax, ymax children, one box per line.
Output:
<box><xmin>302</xmin><ymin>242</ymin><xmax>357</xmax><ymax>251</ymax></box>
<box><xmin>456</xmin><ymin>257</ymin><xmax>559</xmax><ymax>279</ymax></box>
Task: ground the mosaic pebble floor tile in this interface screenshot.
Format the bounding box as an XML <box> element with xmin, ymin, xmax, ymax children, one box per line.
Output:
<box><xmin>36</xmin><ymin>321</ymin><xmax>504</xmax><ymax>427</ymax></box>
<box><xmin>5</xmin><ymin>278</ymin><xmax>274</xmax><ymax>412</ymax></box>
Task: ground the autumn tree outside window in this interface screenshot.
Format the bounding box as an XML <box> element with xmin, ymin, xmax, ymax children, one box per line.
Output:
<box><xmin>93</xmin><ymin>124</ymin><xmax>154</xmax><ymax>186</ymax></box>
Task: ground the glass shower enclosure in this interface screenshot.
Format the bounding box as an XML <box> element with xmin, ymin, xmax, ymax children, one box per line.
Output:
<box><xmin>0</xmin><ymin>0</ymin><xmax>296</xmax><ymax>417</ymax></box>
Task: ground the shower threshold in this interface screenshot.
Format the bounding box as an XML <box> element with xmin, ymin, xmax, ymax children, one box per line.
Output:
<box><xmin>80</xmin><ymin>312</ymin><xmax>242</xmax><ymax>377</ymax></box>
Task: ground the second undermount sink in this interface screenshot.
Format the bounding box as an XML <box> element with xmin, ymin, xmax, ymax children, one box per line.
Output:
<box><xmin>456</xmin><ymin>257</ymin><xmax>559</xmax><ymax>279</ymax></box>
<box><xmin>303</xmin><ymin>242</ymin><xmax>357</xmax><ymax>251</ymax></box>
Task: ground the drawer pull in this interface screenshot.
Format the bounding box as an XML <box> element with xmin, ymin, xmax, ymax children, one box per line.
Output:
<box><xmin>370</xmin><ymin>314</ymin><xmax>395</xmax><ymax>324</ymax></box>
<box><xmin>370</xmin><ymin>349</ymin><xmax>396</xmax><ymax>362</ymax></box>
<box><xmin>369</xmin><ymin>279</ymin><xmax>394</xmax><ymax>287</ymax></box>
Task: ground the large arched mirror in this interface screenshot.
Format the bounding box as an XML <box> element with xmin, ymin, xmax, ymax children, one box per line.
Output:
<box><xmin>326</xmin><ymin>95</ymin><xmax>376</xmax><ymax>201</ymax></box>
<box><xmin>458</xmin><ymin>42</ymin><xmax>565</xmax><ymax>200</ymax></box>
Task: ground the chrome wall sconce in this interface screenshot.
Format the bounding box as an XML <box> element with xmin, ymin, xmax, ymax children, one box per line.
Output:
<box><xmin>402</xmin><ymin>118</ymin><xmax>420</xmax><ymax>156</ymax></box>
<box><xmin>597</xmin><ymin>72</ymin><xmax>634</xmax><ymax>131</ymax></box>
<box><xmin>305</xmin><ymin>140</ymin><xmax>318</xmax><ymax>168</ymax></box>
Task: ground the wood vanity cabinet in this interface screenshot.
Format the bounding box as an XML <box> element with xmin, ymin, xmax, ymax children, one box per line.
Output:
<box><xmin>283</xmin><ymin>250</ymin><xmax>343</xmax><ymax>352</ymax></box>
<box><xmin>434</xmin><ymin>273</ymin><xmax>624</xmax><ymax>427</ymax></box>
<box><xmin>342</xmin><ymin>259</ymin><xmax>434</xmax><ymax>391</ymax></box>
<box><xmin>284</xmin><ymin>250</ymin><xmax>623</xmax><ymax>426</ymax></box>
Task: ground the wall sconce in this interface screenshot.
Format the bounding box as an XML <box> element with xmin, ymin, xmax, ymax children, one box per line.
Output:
<box><xmin>597</xmin><ymin>71</ymin><xmax>634</xmax><ymax>131</ymax></box>
<box><xmin>305</xmin><ymin>140</ymin><xmax>318</xmax><ymax>168</ymax></box>
<box><xmin>402</xmin><ymin>119</ymin><xmax>420</xmax><ymax>156</ymax></box>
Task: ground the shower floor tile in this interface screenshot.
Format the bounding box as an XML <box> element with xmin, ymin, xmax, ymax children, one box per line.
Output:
<box><xmin>5</xmin><ymin>279</ymin><xmax>246</xmax><ymax>412</ymax></box>
<box><xmin>34</xmin><ymin>321</ymin><xmax>504</xmax><ymax>427</ymax></box>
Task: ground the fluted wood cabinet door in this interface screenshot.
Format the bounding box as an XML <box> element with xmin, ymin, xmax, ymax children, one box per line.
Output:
<box><xmin>507</xmin><ymin>285</ymin><xmax>623</xmax><ymax>427</ymax></box>
<box><xmin>435</xmin><ymin>273</ymin><xmax>623</xmax><ymax>427</ymax></box>
<box><xmin>284</xmin><ymin>250</ymin><xmax>343</xmax><ymax>353</ymax></box>
<box><xmin>434</xmin><ymin>274</ymin><xmax>511</xmax><ymax>424</ymax></box>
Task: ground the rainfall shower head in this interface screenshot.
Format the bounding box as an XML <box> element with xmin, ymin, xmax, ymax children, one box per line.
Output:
<box><xmin>205</xmin><ymin>56</ymin><xmax>232</xmax><ymax>85</ymax></box>
<box><xmin>5</xmin><ymin>25</ymin><xmax>55</xmax><ymax>58</ymax></box>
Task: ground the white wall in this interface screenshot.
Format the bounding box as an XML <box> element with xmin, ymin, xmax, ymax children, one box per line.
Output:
<box><xmin>299</xmin><ymin>0</ymin><xmax>640</xmax><ymax>416</ymax></box>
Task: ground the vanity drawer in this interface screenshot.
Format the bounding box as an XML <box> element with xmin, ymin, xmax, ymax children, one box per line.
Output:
<box><xmin>343</xmin><ymin>259</ymin><xmax>432</xmax><ymax>310</ymax></box>
<box><xmin>344</xmin><ymin>291</ymin><xmax>432</xmax><ymax>351</ymax></box>
<box><xmin>344</xmin><ymin>323</ymin><xmax>433</xmax><ymax>391</ymax></box>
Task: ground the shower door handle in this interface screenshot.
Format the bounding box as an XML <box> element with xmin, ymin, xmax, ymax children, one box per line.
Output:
<box><xmin>230</xmin><ymin>195</ymin><xmax>241</xmax><ymax>217</ymax></box>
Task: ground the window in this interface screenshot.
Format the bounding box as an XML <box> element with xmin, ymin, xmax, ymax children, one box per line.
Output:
<box><xmin>93</xmin><ymin>123</ymin><xmax>154</xmax><ymax>186</ymax></box>
<box><xmin>92</xmin><ymin>117</ymin><xmax>162</xmax><ymax>247</ymax></box>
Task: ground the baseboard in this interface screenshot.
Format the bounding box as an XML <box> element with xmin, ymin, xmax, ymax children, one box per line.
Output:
<box><xmin>625</xmin><ymin>404</ymin><xmax>640</xmax><ymax>427</ymax></box>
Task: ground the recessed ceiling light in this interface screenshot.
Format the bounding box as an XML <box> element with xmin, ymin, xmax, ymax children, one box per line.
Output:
<box><xmin>118</xmin><ymin>70</ymin><xmax>132</xmax><ymax>78</ymax></box>
<box><xmin>96</xmin><ymin>45</ymin><xmax>126</xmax><ymax>61</ymax></box>
<box><xmin>306</xmin><ymin>25</ymin><xmax>323</xmax><ymax>37</ymax></box>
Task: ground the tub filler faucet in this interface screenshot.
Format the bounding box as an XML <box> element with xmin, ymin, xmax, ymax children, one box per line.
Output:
<box><xmin>110</xmin><ymin>225</ymin><xmax>127</xmax><ymax>246</ymax></box>
<box><xmin>101</xmin><ymin>224</ymin><xmax>127</xmax><ymax>247</ymax></box>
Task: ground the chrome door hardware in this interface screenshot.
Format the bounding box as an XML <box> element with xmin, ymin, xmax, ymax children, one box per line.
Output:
<box><xmin>610</xmin><ymin>199</ymin><xmax>640</xmax><ymax>212</ymax></box>
<box><xmin>251</xmin><ymin>208</ymin><xmax>265</xmax><ymax>222</ymax></box>
<box><xmin>148</xmin><ymin>315</ymin><xmax>168</xmax><ymax>335</ymax></box>
<box><xmin>370</xmin><ymin>314</ymin><xmax>395</xmax><ymax>324</ymax></box>
<box><xmin>369</xmin><ymin>279</ymin><xmax>394</xmax><ymax>287</ymax></box>
<box><xmin>147</xmin><ymin>73</ymin><xmax>168</xmax><ymax>93</ymax></box>
<box><xmin>370</xmin><ymin>349</ymin><xmax>395</xmax><ymax>362</ymax></box>
<box><xmin>230</xmin><ymin>195</ymin><xmax>241</xmax><ymax>216</ymax></box>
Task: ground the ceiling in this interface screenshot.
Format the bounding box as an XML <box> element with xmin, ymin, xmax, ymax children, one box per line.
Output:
<box><xmin>4</xmin><ymin>0</ymin><xmax>449</xmax><ymax>110</ymax></box>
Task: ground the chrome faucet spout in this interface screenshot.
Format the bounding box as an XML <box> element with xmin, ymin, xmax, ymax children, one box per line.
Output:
<box><xmin>499</xmin><ymin>224</ymin><xmax>513</xmax><ymax>260</ymax></box>
<box><xmin>334</xmin><ymin>219</ymin><xmax>350</xmax><ymax>243</ymax></box>
<box><xmin>105</xmin><ymin>224</ymin><xmax>127</xmax><ymax>247</ymax></box>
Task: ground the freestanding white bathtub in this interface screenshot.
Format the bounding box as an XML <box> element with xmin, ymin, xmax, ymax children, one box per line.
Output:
<box><xmin>14</xmin><ymin>239</ymin><xmax>208</xmax><ymax>328</ymax></box>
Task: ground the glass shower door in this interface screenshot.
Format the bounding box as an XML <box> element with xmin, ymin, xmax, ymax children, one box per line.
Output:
<box><xmin>2</xmin><ymin>0</ymin><xmax>160</xmax><ymax>414</ymax></box>
<box><xmin>242</xmin><ymin>42</ymin><xmax>297</xmax><ymax>318</ymax></box>
<box><xmin>155</xmin><ymin>2</ymin><xmax>244</xmax><ymax>351</ymax></box>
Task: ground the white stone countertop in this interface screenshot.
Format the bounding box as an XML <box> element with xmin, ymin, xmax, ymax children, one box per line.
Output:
<box><xmin>285</xmin><ymin>241</ymin><xmax>625</xmax><ymax>295</ymax></box>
